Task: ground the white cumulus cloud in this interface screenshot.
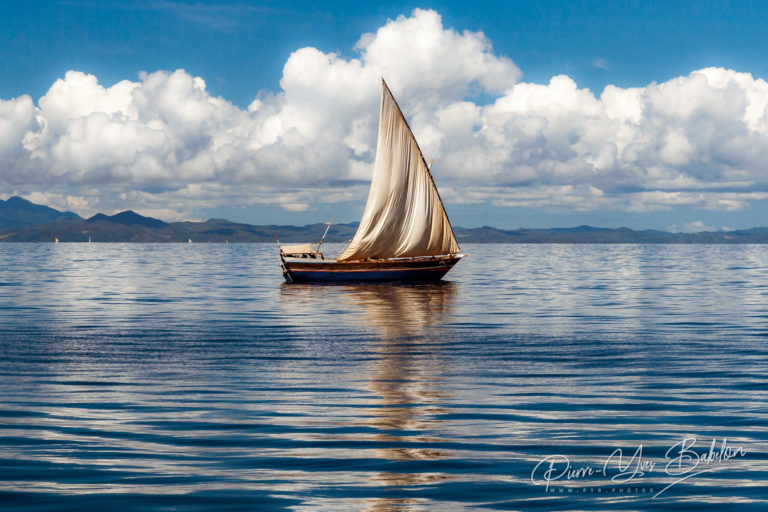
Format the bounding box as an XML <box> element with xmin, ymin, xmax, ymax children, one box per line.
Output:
<box><xmin>1</xmin><ymin>8</ymin><xmax>768</xmax><ymax>221</ymax></box>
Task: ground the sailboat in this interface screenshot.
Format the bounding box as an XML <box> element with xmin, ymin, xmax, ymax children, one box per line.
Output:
<box><xmin>279</xmin><ymin>80</ymin><xmax>464</xmax><ymax>283</ymax></box>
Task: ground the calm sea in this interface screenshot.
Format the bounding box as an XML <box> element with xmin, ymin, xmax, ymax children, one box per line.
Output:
<box><xmin>0</xmin><ymin>243</ymin><xmax>766</xmax><ymax>511</ymax></box>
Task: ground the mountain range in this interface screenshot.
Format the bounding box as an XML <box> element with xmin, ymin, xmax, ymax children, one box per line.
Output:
<box><xmin>3</xmin><ymin>195</ymin><xmax>768</xmax><ymax>243</ymax></box>
<box><xmin>0</xmin><ymin>196</ymin><xmax>79</xmax><ymax>228</ymax></box>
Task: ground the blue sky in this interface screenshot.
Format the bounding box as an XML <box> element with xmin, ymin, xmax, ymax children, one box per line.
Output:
<box><xmin>4</xmin><ymin>1</ymin><xmax>766</xmax><ymax>107</ymax></box>
<box><xmin>2</xmin><ymin>1</ymin><xmax>768</xmax><ymax>229</ymax></box>
<box><xmin>4</xmin><ymin>1</ymin><xmax>767</xmax><ymax>106</ymax></box>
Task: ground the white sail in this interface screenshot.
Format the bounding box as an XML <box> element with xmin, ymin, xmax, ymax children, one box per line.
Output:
<box><xmin>338</xmin><ymin>81</ymin><xmax>460</xmax><ymax>261</ymax></box>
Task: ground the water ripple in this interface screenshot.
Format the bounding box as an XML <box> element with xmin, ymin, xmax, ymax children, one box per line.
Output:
<box><xmin>0</xmin><ymin>243</ymin><xmax>767</xmax><ymax>511</ymax></box>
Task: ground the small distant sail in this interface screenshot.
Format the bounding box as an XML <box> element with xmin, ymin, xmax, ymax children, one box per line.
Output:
<box><xmin>54</xmin><ymin>237</ymin><xmax>59</xmax><ymax>243</ymax></box>
<box><xmin>338</xmin><ymin>80</ymin><xmax>459</xmax><ymax>261</ymax></box>
<box><xmin>188</xmin><ymin>238</ymin><xmax>192</xmax><ymax>244</ymax></box>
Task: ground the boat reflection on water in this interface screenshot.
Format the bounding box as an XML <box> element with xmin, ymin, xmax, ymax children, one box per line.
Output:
<box><xmin>279</xmin><ymin>282</ymin><xmax>458</xmax><ymax>510</ymax></box>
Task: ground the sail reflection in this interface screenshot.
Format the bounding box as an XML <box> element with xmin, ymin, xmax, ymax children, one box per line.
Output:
<box><xmin>280</xmin><ymin>282</ymin><xmax>457</xmax><ymax>509</ymax></box>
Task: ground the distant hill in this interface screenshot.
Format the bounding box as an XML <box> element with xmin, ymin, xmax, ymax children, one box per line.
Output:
<box><xmin>3</xmin><ymin>196</ymin><xmax>768</xmax><ymax>243</ymax></box>
<box><xmin>0</xmin><ymin>213</ymin><xmax>360</xmax><ymax>243</ymax></box>
<box><xmin>0</xmin><ymin>196</ymin><xmax>79</xmax><ymax>229</ymax></box>
<box><xmin>451</xmin><ymin>225</ymin><xmax>768</xmax><ymax>243</ymax></box>
<box><xmin>88</xmin><ymin>210</ymin><xmax>169</xmax><ymax>229</ymax></box>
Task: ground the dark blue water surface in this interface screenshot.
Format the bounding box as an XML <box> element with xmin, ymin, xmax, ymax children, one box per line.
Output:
<box><xmin>1</xmin><ymin>243</ymin><xmax>767</xmax><ymax>511</ymax></box>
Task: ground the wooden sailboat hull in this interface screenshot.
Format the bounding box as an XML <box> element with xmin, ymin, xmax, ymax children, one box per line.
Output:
<box><xmin>281</xmin><ymin>256</ymin><xmax>461</xmax><ymax>283</ymax></box>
